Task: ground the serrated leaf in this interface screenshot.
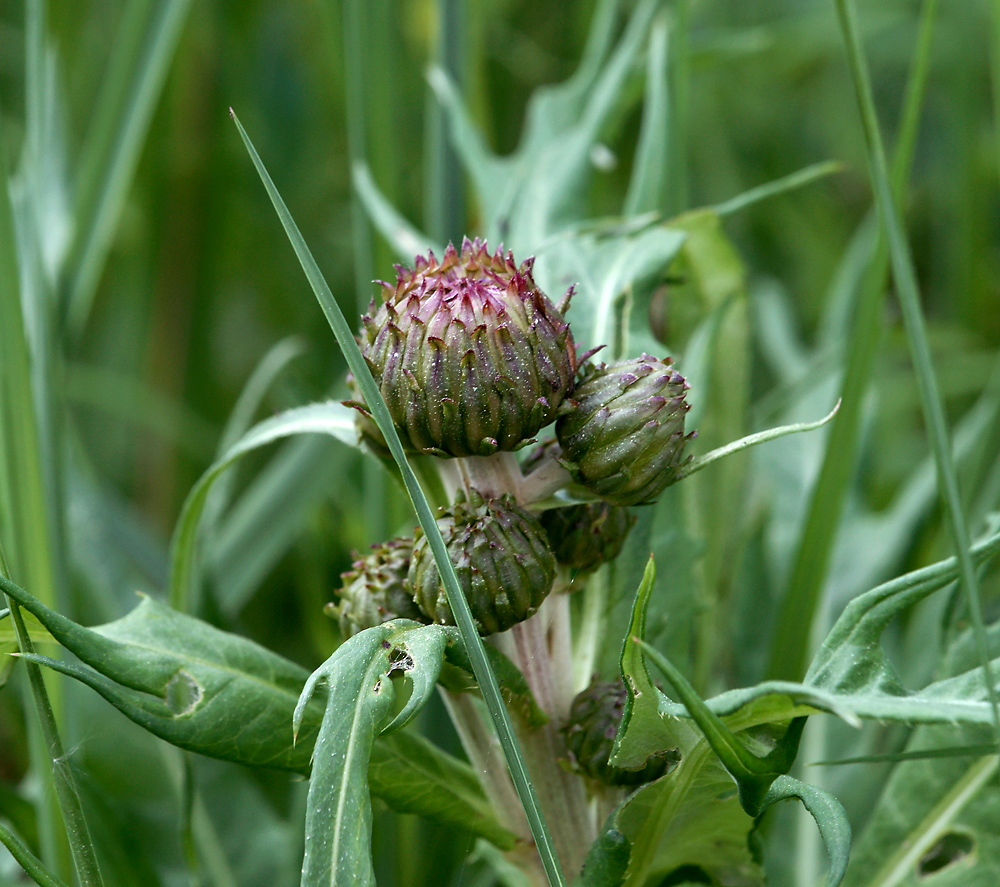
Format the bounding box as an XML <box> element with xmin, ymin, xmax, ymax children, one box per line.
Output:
<box><xmin>612</xmin><ymin>556</ymin><xmax>691</xmax><ymax>771</ymax></box>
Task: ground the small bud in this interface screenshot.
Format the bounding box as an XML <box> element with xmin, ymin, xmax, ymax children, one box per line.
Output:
<box><xmin>333</xmin><ymin>537</ymin><xmax>425</xmax><ymax>637</ymax></box>
<box><xmin>409</xmin><ymin>490</ymin><xmax>556</xmax><ymax>635</ymax></box>
<box><xmin>556</xmin><ymin>356</ymin><xmax>695</xmax><ymax>505</ymax></box>
<box><xmin>562</xmin><ymin>679</ymin><xmax>676</xmax><ymax>786</ymax></box>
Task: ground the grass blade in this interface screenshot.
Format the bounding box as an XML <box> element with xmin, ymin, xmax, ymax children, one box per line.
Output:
<box><xmin>833</xmin><ymin>0</ymin><xmax>1000</xmax><ymax>746</ymax></box>
<box><xmin>768</xmin><ymin>0</ymin><xmax>939</xmax><ymax>682</ymax></box>
<box><xmin>0</xmin><ymin>821</ymin><xmax>71</xmax><ymax>887</ymax></box>
<box><xmin>622</xmin><ymin>11</ymin><xmax>669</xmax><ymax>216</ymax></box>
<box><xmin>62</xmin><ymin>0</ymin><xmax>193</xmax><ymax>339</ymax></box>
<box><xmin>231</xmin><ymin>110</ymin><xmax>568</xmax><ymax>887</ymax></box>
<box><xmin>424</xmin><ymin>0</ymin><xmax>466</xmax><ymax>244</ymax></box>
<box><xmin>0</xmin><ymin>549</ymin><xmax>104</xmax><ymax>887</ymax></box>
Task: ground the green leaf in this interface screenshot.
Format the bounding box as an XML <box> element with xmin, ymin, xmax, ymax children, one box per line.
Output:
<box><xmin>675</xmin><ymin>400</ymin><xmax>841</xmax><ymax>483</ymax></box>
<box><xmin>3</xmin><ymin>575</ymin><xmax>325</xmax><ymax>771</ymax></box>
<box><xmin>756</xmin><ymin>775</ymin><xmax>851</xmax><ymax>887</ymax></box>
<box><xmin>208</xmin><ymin>435</ymin><xmax>349</xmax><ymax>618</ymax></box>
<box><xmin>622</xmin><ymin>11</ymin><xmax>669</xmax><ymax>217</ymax></box>
<box><xmin>572</xmin><ymin>820</ymin><xmax>630</xmax><ymax>887</ymax></box>
<box><xmin>351</xmin><ymin>162</ymin><xmax>441</xmax><ymax>262</ymax></box>
<box><xmin>441</xmin><ymin>628</ymin><xmax>548</xmax><ymax>728</ymax></box>
<box><xmin>612</xmin><ymin>556</ymin><xmax>688</xmax><ymax>771</ymax></box>
<box><xmin>713</xmin><ymin>160</ymin><xmax>845</xmax><ymax>218</ymax></box>
<box><xmin>294</xmin><ymin>622</ymin><xmax>448</xmax><ymax>887</ymax></box>
<box><xmin>168</xmin><ymin>400</ymin><xmax>359</xmax><ymax>612</ymax></box>
<box><xmin>844</xmin><ymin>733</ymin><xmax>998</xmax><ymax>887</ymax></box>
<box><xmin>63</xmin><ymin>0</ymin><xmax>194</xmax><ymax>337</ymax></box>
<box><xmin>1</xmin><ymin>572</ymin><xmax>515</xmax><ymax>849</ymax></box>
<box><xmin>642</xmin><ymin>526</ymin><xmax>1000</xmax><ymax>731</ymax></box>
<box><xmin>608</xmin><ymin>748</ymin><xmax>761</xmax><ymax>886</ymax></box>
<box><xmin>367</xmin><ymin>731</ymin><xmax>517</xmax><ymax>852</ymax></box>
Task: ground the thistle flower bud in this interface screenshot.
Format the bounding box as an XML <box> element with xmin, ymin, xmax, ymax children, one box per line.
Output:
<box><xmin>541</xmin><ymin>502</ymin><xmax>636</xmax><ymax>574</ymax></box>
<box><xmin>563</xmin><ymin>679</ymin><xmax>675</xmax><ymax>786</ymax></box>
<box><xmin>409</xmin><ymin>490</ymin><xmax>556</xmax><ymax>635</ymax></box>
<box><xmin>360</xmin><ymin>238</ymin><xmax>577</xmax><ymax>457</ymax></box>
<box><xmin>556</xmin><ymin>355</ymin><xmax>695</xmax><ymax>506</ymax></box>
<box><xmin>331</xmin><ymin>537</ymin><xmax>425</xmax><ymax>637</ymax></box>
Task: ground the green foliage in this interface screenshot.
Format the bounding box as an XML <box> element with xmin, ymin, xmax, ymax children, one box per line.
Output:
<box><xmin>2</xmin><ymin>1</ymin><xmax>1000</xmax><ymax>886</ymax></box>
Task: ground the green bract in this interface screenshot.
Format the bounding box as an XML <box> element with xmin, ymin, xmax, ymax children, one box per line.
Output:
<box><xmin>331</xmin><ymin>537</ymin><xmax>425</xmax><ymax>636</ymax></box>
<box><xmin>345</xmin><ymin>372</ymin><xmax>392</xmax><ymax>461</ymax></box>
<box><xmin>360</xmin><ymin>237</ymin><xmax>577</xmax><ymax>457</ymax></box>
<box><xmin>556</xmin><ymin>355</ymin><xmax>694</xmax><ymax>506</ymax></box>
<box><xmin>540</xmin><ymin>502</ymin><xmax>636</xmax><ymax>574</ymax></box>
<box><xmin>563</xmin><ymin>679</ymin><xmax>676</xmax><ymax>787</ymax></box>
<box><xmin>409</xmin><ymin>490</ymin><xmax>556</xmax><ymax>635</ymax></box>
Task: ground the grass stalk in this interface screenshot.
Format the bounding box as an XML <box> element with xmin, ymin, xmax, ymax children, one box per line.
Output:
<box><xmin>62</xmin><ymin>0</ymin><xmax>194</xmax><ymax>339</ymax></box>
<box><xmin>0</xmin><ymin>553</ymin><xmax>104</xmax><ymax>887</ymax></box>
<box><xmin>337</xmin><ymin>0</ymin><xmax>388</xmax><ymax>544</ymax></box>
<box><xmin>0</xmin><ymin>821</ymin><xmax>71</xmax><ymax>887</ymax></box>
<box><xmin>231</xmin><ymin>111</ymin><xmax>568</xmax><ymax>887</ymax></box>
<box><xmin>666</xmin><ymin>0</ymin><xmax>690</xmax><ymax>216</ymax></box>
<box><xmin>768</xmin><ymin>0</ymin><xmax>938</xmax><ymax>681</ymax></box>
<box><xmin>0</xmin><ymin>80</ymin><xmax>69</xmax><ymax>880</ymax></box>
<box><xmin>832</xmin><ymin>0</ymin><xmax>1000</xmax><ymax>744</ymax></box>
<box><xmin>424</xmin><ymin>0</ymin><xmax>466</xmax><ymax>244</ymax></box>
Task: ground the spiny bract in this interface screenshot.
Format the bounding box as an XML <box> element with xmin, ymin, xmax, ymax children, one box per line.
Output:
<box><xmin>330</xmin><ymin>537</ymin><xmax>425</xmax><ymax>637</ymax></box>
<box><xmin>409</xmin><ymin>489</ymin><xmax>556</xmax><ymax>635</ymax></box>
<box><xmin>360</xmin><ymin>237</ymin><xmax>577</xmax><ymax>457</ymax></box>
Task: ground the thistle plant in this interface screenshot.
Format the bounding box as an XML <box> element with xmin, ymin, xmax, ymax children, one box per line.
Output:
<box><xmin>3</xmin><ymin>4</ymin><xmax>1000</xmax><ymax>887</ymax></box>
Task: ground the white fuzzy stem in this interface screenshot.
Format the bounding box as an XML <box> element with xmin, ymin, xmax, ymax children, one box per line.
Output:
<box><xmin>493</xmin><ymin>600</ymin><xmax>597</xmax><ymax>876</ymax></box>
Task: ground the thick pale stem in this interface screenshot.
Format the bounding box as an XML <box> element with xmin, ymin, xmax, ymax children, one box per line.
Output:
<box><xmin>446</xmin><ymin>451</ymin><xmax>573</xmax><ymax>505</ymax></box>
<box><xmin>493</xmin><ymin>598</ymin><xmax>597</xmax><ymax>877</ymax></box>
<box><xmin>438</xmin><ymin>689</ymin><xmax>529</xmax><ymax>840</ymax></box>
<box><xmin>439</xmin><ymin>690</ymin><xmax>549</xmax><ymax>887</ymax></box>
<box><xmin>456</xmin><ymin>452</ymin><xmax>524</xmax><ymax>499</ymax></box>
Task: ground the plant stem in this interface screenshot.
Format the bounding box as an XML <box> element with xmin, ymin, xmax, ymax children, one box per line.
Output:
<box><xmin>768</xmin><ymin>0</ymin><xmax>938</xmax><ymax>682</ymax></box>
<box><xmin>493</xmin><ymin>598</ymin><xmax>596</xmax><ymax>876</ymax></box>
<box><xmin>439</xmin><ymin>690</ymin><xmax>528</xmax><ymax>838</ymax></box>
<box><xmin>0</xmin><ymin>550</ymin><xmax>104</xmax><ymax>887</ymax></box>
